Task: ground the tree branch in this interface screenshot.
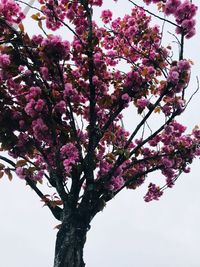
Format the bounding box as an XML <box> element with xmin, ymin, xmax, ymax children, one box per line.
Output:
<box><xmin>128</xmin><ymin>0</ymin><xmax>181</xmax><ymax>29</ymax></box>
<box><xmin>125</xmin><ymin>86</ymin><xmax>170</xmax><ymax>150</ymax></box>
<box><xmin>26</xmin><ymin>178</ymin><xmax>63</xmax><ymax>221</ymax></box>
<box><xmin>114</xmin><ymin>165</ymin><xmax>161</xmax><ymax>198</ymax></box>
<box><xmin>82</xmin><ymin>2</ymin><xmax>97</xmax><ymax>185</ymax></box>
<box><xmin>0</xmin><ymin>155</ymin><xmax>63</xmax><ymax>220</ymax></box>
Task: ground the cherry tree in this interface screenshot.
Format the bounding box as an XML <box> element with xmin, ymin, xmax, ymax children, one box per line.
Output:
<box><xmin>0</xmin><ymin>0</ymin><xmax>199</xmax><ymax>266</ymax></box>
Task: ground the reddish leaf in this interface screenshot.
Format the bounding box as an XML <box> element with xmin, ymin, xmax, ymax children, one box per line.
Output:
<box><xmin>18</xmin><ymin>23</ymin><xmax>24</xmax><ymax>33</ymax></box>
<box><xmin>53</xmin><ymin>224</ymin><xmax>61</xmax><ymax>230</ymax></box>
<box><xmin>38</xmin><ymin>20</ymin><xmax>42</xmax><ymax>29</ymax></box>
<box><xmin>31</xmin><ymin>13</ymin><xmax>40</xmax><ymax>21</ymax></box>
<box><xmin>5</xmin><ymin>169</ymin><xmax>13</xmax><ymax>181</ymax></box>
<box><xmin>54</xmin><ymin>200</ymin><xmax>63</xmax><ymax>206</ymax></box>
<box><xmin>16</xmin><ymin>160</ymin><xmax>27</xmax><ymax>167</ymax></box>
<box><xmin>0</xmin><ymin>163</ymin><xmax>5</xmax><ymax>170</ymax></box>
<box><xmin>0</xmin><ymin>171</ymin><xmax>4</xmax><ymax>179</ymax></box>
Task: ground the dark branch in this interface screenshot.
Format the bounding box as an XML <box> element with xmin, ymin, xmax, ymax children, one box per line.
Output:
<box><xmin>0</xmin><ymin>155</ymin><xmax>63</xmax><ymax>220</ymax></box>
<box><xmin>128</xmin><ymin>0</ymin><xmax>181</xmax><ymax>28</ymax></box>
<box><xmin>26</xmin><ymin>178</ymin><xmax>63</xmax><ymax>221</ymax></box>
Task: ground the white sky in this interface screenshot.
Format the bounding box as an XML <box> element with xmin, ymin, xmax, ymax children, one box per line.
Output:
<box><xmin>0</xmin><ymin>1</ymin><xmax>200</xmax><ymax>266</ymax></box>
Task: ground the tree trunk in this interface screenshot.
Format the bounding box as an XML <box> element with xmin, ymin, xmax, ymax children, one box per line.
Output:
<box><xmin>53</xmin><ymin>212</ymin><xmax>89</xmax><ymax>267</ymax></box>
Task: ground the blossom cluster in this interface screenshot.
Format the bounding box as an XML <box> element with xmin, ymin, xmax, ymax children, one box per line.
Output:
<box><xmin>166</xmin><ymin>0</ymin><xmax>197</xmax><ymax>38</ymax></box>
<box><xmin>0</xmin><ymin>53</ymin><xmax>10</xmax><ymax>67</ymax></box>
<box><xmin>32</xmin><ymin>34</ymin><xmax>71</xmax><ymax>62</ymax></box>
<box><xmin>0</xmin><ymin>0</ymin><xmax>25</xmax><ymax>24</ymax></box>
<box><xmin>144</xmin><ymin>183</ymin><xmax>163</xmax><ymax>202</ymax></box>
<box><xmin>143</xmin><ymin>0</ymin><xmax>197</xmax><ymax>38</ymax></box>
<box><xmin>167</xmin><ymin>59</ymin><xmax>190</xmax><ymax>86</ymax></box>
<box><xmin>60</xmin><ymin>144</ymin><xmax>79</xmax><ymax>175</ymax></box>
<box><xmin>16</xmin><ymin>166</ymin><xmax>44</xmax><ymax>181</ymax></box>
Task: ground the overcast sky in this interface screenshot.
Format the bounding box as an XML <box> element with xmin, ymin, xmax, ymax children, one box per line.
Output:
<box><xmin>0</xmin><ymin>1</ymin><xmax>200</xmax><ymax>266</ymax></box>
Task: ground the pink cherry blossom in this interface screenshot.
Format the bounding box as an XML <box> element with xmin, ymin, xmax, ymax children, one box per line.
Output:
<box><xmin>137</xmin><ymin>98</ymin><xmax>149</xmax><ymax>109</ymax></box>
<box><xmin>144</xmin><ymin>183</ymin><xmax>163</xmax><ymax>202</ymax></box>
<box><xmin>101</xmin><ymin>9</ymin><xmax>113</xmax><ymax>24</ymax></box>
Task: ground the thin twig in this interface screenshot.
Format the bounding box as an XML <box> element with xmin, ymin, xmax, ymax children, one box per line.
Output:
<box><xmin>185</xmin><ymin>76</ymin><xmax>199</xmax><ymax>108</ymax></box>
<box><xmin>128</xmin><ymin>0</ymin><xmax>181</xmax><ymax>28</ymax></box>
<box><xmin>15</xmin><ymin>0</ymin><xmax>41</xmax><ymax>13</ymax></box>
<box><xmin>0</xmin><ymin>155</ymin><xmax>62</xmax><ymax>220</ymax></box>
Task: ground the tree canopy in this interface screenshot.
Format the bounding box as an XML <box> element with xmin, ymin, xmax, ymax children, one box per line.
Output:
<box><xmin>0</xmin><ymin>0</ymin><xmax>199</xmax><ymax>266</ymax></box>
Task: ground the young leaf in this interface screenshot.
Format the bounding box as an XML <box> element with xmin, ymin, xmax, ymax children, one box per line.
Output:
<box><xmin>0</xmin><ymin>171</ymin><xmax>4</xmax><ymax>179</ymax></box>
<box><xmin>16</xmin><ymin>160</ymin><xmax>27</xmax><ymax>167</ymax></box>
<box><xmin>0</xmin><ymin>163</ymin><xmax>5</xmax><ymax>170</ymax></box>
<box><xmin>31</xmin><ymin>13</ymin><xmax>40</xmax><ymax>21</ymax></box>
<box><xmin>4</xmin><ymin>169</ymin><xmax>13</xmax><ymax>181</ymax></box>
<box><xmin>18</xmin><ymin>23</ymin><xmax>24</xmax><ymax>33</ymax></box>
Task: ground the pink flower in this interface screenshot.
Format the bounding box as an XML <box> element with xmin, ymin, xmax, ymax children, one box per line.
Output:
<box><xmin>93</xmin><ymin>52</ymin><xmax>103</xmax><ymax>67</ymax></box>
<box><xmin>32</xmin><ymin>34</ymin><xmax>43</xmax><ymax>45</ymax></box>
<box><xmin>18</xmin><ymin>65</ymin><xmax>24</xmax><ymax>72</ymax></box>
<box><xmin>162</xmin><ymin>104</ymin><xmax>171</xmax><ymax>116</ymax></box>
<box><xmin>63</xmin><ymin>159</ymin><xmax>72</xmax><ymax>174</ymax></box>
<box><xmin>60</xmin><ymin>143</ymin><xmax>79</xmax><ymax>175</ymax></box>
<box><xmin>25</xmin><ymin>86</ymin><xmax>41</xmax><ymax>101</ymax></box>
<box><xmin>25</xmin><ymin>99</ymin><xmax>36</xmax><ymax>117</ymax></box>
<box><xmin>40</xmin><ymin>67</ymin><xmax>49</xmax><ymax>79</ymax></box>
<box><xmin>16</xmin><ymin>167</ymin><xmax>26</xmax><ymax>179</ymax></box>
<box><xmin>60</xmin><ymin>143</ymin><xmax>79</xmax><ymax>159</ymax></box>
<box><xmin>165</xmin><ymin>0</ymin><xmax>181</xmax><ymax>15</ymax></box>
<box><xmin>122</xmin><ymin>93</ymin><xmax>131</xmax><ymax>102</ymax></box>
<box><xmin>73</xmin><ymin>40</ymin><xmax>82</xmax><ymax>52</ymax></box>
<box><xmin>166</xmin><ymin>177</ymin><xmax>175</xmax><ymax>188</ymax></box>
<box><xmin>24</xmin><ymin>70</ymin><xmax>31</xmax><ymax>76</ymax></box>
<box><xmin>41</xmin><ymin>35</ymin><xmax>70</xmax><ymax>59</ymax></box>
<box><xmin>137</xmin><ymin>98</ymin><xmax>149</xmax><ymax>109</ymax></box>
<box><xmin>183</xmin><ymin>167</ymin><xmax>190</xmax><ymax>173</ymax></box>
<box><xmin>185</xmin><ymin>28</ymin><xmax>196</xmax><ymax>39</ymax></box>
<box><xmin>107</xmin><ymin>176</ymin><xmax>125</xmax><ymax>191</ymax></box>
<box><xmin>143</xmin><ymin>0</ymin><xmax>152</xmax><ymax>4</ymax></box>
<box><xmin>32</xmin><ymin>170</ymin><xmax>44</xmax><ymax>181</ymax></box>
<box><xmin>164</xmin><ymin>125</ymin><xmax>173</xmax><ymax>134</ymax></box>
<box><xmin>162</xmin><ymin>157</ymin><xmax>174</xmax><ymax>168</ymax></box>
<box><xmin>35</xmin><ymin>99</ymin><xmax>45</xmax><ymax>112</ymax></box>
<box><xmin>175</xmin><ymin>1</ymin><xmax>197</xmax><ymax>23</ymax></box>
<box><xmin>144</xmin><ymin>183</ymin><xmax>163</xmax><ymax>202</ymax></box>
<box><xmin>64</xmin><ymin>83</ymin><xmax>73</xmax><ymax>97</ymax></box>
<box><xmin>174</xmin><ymin>99</ymin><xmax>185</xmax><ymax>113</ymax></box>
<box><xmin>101</xmin><ymin>9</ymin><xmax>112</xmax><ymax>24</ymax></box>
<box><xmin>61</xmin><ymin>143</ymin><xmax>79</xmax><ymax>175</ymax></box>
<box><xmin>91</xmin><ymin>0</ymin><xmax>103</xmax><ymax>6</ymax></box>
<box><xmin>32</xmin><ymin>118</ymin><xmax>48</xmax><ymax>140</ymax></box>
<box><xmin>173</xmin><ymin>121</ymin><xmax>186</xmax><ymax>133</ymax></box>
<box><xmin>193</xmin><ymin>128</ymin><xmax>200</xmax><ymax>139</ymax></box>
<box><xmin>0</xmin><ymin>0</ymin><xmax>25</xmax><ymax>24</ymax></box>
<box><xmin>195</xmin><ymin>148</ymin><xmax>200</xmax><ymax>156</ymax></box>
<box><xmin>177</xmin><ymin>60</ymin><xmax>191</xmax><ymax>72</ymax></box>
<box><xmin>149</xmin><ymin>135</ymin><xmax>161</xmax><ymax>146</ymax></box>
<box><xmin>92</xmin><ymin>75</ymin><xmax>99</xmax><ymax>85</ymax></box>
<box><xmin>0</xmin><ymin>54</ymin><xmax>10</xmax><ymax>66</ymax></box>
<box><xmin>181</xmin><ymin>19</ymin><xmax>195</xmax><ymax>32</ymax></box>
<box><xmin>54</xmin><ymin>101</ymin><xmax>66</xmax><ymax>114</ymax></box>
<box><xmin>167</xmin><ymin>70</ymin><xmax>179</xmax><ymax>84</ymax></box>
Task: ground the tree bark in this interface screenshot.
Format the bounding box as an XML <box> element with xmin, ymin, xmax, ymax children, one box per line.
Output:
<box><xmin>53</xmin><ymin>212</ymin><xmax>89</xmax><ymax>267</ymax></box>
